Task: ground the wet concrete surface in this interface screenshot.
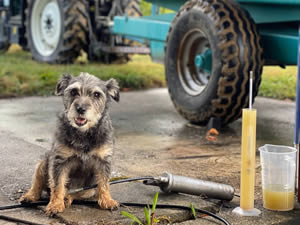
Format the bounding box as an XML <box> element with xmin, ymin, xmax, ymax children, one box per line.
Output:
<box><xmin>0</xmin><ymin>88</ymin><xmax>298</xmax><ymax>224</ymax></box>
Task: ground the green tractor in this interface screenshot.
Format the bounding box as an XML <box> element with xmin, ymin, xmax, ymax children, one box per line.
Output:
<box><xmin>0</xmin><ymin>0</ymin><xmax>143</xmax><ymax>63</ymax></box>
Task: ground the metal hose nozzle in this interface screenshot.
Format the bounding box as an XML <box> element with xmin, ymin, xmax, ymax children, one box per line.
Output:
<box><xmin>144</xmin><ymin>172</ymin><xmax>235</xmax><ymax>201</ymax></box>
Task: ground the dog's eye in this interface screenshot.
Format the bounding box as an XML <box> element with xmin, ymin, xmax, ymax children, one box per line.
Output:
<box><xmin>94</xmin><ymin>92</ymin><xmax>101</xmax><ymax>98</ymax></box>
<box><xmin>71</xmin><ymin>89</ymin><xmax>79</xmax><ymax>97</ymax></box>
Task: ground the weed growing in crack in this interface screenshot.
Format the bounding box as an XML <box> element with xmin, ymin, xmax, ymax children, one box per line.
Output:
<box><xmin>121</xmin><ymin>192</ymin><xmax>159</xmax><ymax>225</ymax></box>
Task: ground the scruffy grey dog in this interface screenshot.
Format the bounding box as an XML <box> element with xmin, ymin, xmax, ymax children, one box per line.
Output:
<box><xmin>20</xmin><ymin>72</ymin><xmax>119</xmax><ymax>216</ymax></box>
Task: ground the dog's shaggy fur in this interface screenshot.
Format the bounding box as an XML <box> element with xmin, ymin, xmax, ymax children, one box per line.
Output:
<box><xmin>20</xmin><ymin>72</ymin><xmax>119</xmax><ymax>215</ymax></box>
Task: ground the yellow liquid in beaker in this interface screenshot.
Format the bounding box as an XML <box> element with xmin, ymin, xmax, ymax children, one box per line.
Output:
<box><xmin>263</xmin><ymin>185</ymin><xmax>294</xmax><ymax>211</ymax></box>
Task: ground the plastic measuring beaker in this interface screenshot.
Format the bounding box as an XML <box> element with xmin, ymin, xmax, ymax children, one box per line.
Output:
<box><xmin>259</xmin><ymin>144</ymin><xmax>297</xmax><ymax>211</ymax></box>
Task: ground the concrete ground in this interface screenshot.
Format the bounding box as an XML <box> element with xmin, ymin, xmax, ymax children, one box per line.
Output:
<box><xmin>0</xmin><ymin>88</ymin><xmax>299</xmax><ymax>225</ymax></box>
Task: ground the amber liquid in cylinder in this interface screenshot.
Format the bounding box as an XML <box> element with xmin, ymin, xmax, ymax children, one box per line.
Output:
<box><xmin>240</xmin><ymin>109</ymin><xmax>257</xmax><ymax>210</ymax></box>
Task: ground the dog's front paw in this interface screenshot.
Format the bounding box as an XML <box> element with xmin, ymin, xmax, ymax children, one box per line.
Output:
<box><xmin>98</xmin><ymin>198</ymin><xmax>119</xmax><ymax>210</ymax></box>
<box><xmin>19</xmin><ymin>192</ymin><xmax>40</xmax><ymax>204</ymax></box>
<box><xmin>46</xmin><ymin>200</ymin><xmax>65</xmax><ymax>216</ymax></box>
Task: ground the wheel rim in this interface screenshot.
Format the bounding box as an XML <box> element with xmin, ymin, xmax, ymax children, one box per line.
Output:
<box><xmin>177</xmin><ymin>29</ymin><xmax>212</xmax><ymax>96</ymax></box>
<box><xmin>31</xmin><ymin>0</ymin><xmax>61</xmax><ymax>57</ymax></box>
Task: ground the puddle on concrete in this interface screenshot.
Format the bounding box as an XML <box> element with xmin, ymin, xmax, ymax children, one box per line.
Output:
<box><xmin>256</xmin><ymin>120</ymin><xmax>294</xmax><ymax>147</ymax></box>
<box><xmin>228</xmin><ymin>118</ymin><xmax>294</xmax><ymax>148</ymax></box>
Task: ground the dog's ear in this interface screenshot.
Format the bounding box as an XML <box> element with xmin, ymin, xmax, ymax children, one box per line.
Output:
<box><xmin>106</xmin><ymin>78</ymin><xmax>120</xmax><ymax>102</ymax></box>
<box><xmin>55</xmin><ymin>74</ymin><xmax>73</xmax><ymax>96</ymax></box>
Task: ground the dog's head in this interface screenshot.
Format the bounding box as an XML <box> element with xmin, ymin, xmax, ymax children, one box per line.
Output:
<box><xmin>55</xmin><ymin>72</ymin><xmax>119</xmax><ymax>132</ymax></box>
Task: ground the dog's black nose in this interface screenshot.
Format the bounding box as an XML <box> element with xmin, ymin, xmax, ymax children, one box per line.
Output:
<box><xmin>76</xmin><ymin>105</ymin><xmax>86</xmax><ymax>114</ymax></box>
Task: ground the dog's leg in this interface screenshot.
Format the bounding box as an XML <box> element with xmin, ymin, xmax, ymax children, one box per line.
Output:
<box><xmin>97</xmin><ymin>178</ymin><xmax>119</xmax><ymax>209</ymax></box>
<box><xmin>46</xmin><ymin>167</ymin><xmax>69</xmax><ymax>215</ymax></box>
<box><xmin>20</xmin><ymin>160</ymin><xmax>47</xmax><ymax>203</ymax></box>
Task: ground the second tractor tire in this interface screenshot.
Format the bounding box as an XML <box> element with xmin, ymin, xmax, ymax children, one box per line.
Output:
<box><xmin>26</xmin><ymin>0</ymin><xmax>88</xmax><ymax>64</ymax></box>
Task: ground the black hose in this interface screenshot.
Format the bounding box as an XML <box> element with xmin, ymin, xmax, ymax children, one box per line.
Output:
<box><xmin>0</xmin><ymin>201</ymin><xmax>230</xmax><ymax>225</ymax></box>
<box><xmin>110</xmin><ymin>176</ymin><xmax>154</xmax><ymax>185</ymax></box>
<box><xmin>0</xmin><ymin>201</ymin><xmax>48</xmax><ymax>210</ymax></box>
<box><xmin>68</xmin><ymin>176</ymin><xmax>154</xmax><ymax>194</ymax></box>
<box><xmin>0</xmin><ymin>177</ymin><xmax>231</xmax><ymax>225</ymax></box>
<box><xmin>0</xmin><ymin>215</ymin><xmax>44</xmax><ymax>225</ymax></box>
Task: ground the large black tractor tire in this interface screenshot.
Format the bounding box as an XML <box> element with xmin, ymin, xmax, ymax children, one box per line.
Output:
<box><xmin>88</xmin><ymin>0</ymin><xmax>142</xmax><ymax>64</ymax></box>
<box><xmin>26</xmin><ymin>0</ymin><xmax>88</xmax><ymax>64</ymax></box>
<box><xmin>165</xmin><ymin>0</ymin><xmax>264</xmax><ymax>125</ymax></box>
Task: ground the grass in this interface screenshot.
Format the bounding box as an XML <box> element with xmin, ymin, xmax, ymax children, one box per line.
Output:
<box><xmin>0</xmin><ymin>46</ymin><xmax>298</xmax><ymax>100</ymax></box>
<box><xmin>141</xmin><ymin>0</ymin><xmax>152</xmax><ymax>16</ymax></box>
<box><xmin>141</xmin><ymin>0</ymin><xmax>175</xmax><ymax>16</ymax></box>
<box><xmin>0</xmin><ymin>45</ymin><xmax>165</xmax><ymax>97</ymax></box>
<box><xmin>259</xmin><ymin>66</ymin><xmax>297</xmax><ymax>100</ymax></box>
